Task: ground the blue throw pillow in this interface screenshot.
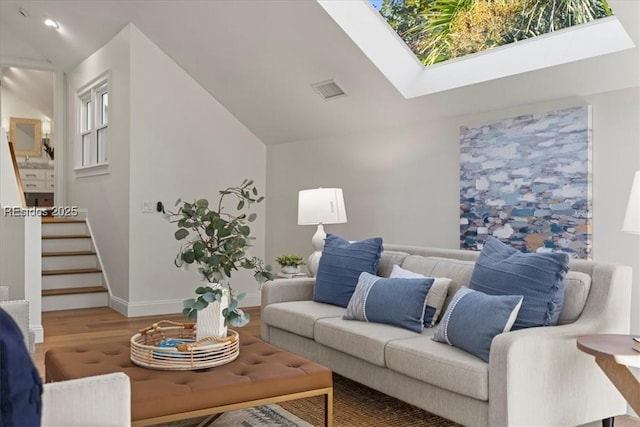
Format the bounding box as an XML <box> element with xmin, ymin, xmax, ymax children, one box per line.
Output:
<box><xmin>344</xmin><ymin>272</ymin><xmax>434</xmax><ymax>333</ymax></box>
<box><xmin>469</xmin><ymin>236</ymin><xmax>569</xmax><ymax>329</ymax></box>
<box><xmin>314</xmin><ymin>234</ymin><xmax>383</xmax><ymax>307</ymax></box>
<box><xmin>433</xmin><ymin>287</ymin><xmax>523</xmax><ymax>362</ymax></box>
<box><xmin>389</xmin><ymin>264</ymin><xmax>452</xmax><ymax>328</ymax></box>
<box><xmin>0</xmin><ymin>308</ymin><xmax>43</xmax><ymax>427</ymax></box>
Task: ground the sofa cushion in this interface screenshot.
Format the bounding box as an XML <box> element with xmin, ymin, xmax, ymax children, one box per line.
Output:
<box><xmin>315</xmin><ymin>317</ymin><xmax>418</xmax><ymax>367</ymax></box>
<box><xmin>400</xmin><ymin>255</ymin><xmax>475</xmax><ymax>321</ymax></box>
<box><xmin>314</xmin><ymin>234</ymin><xmax>383</xmax><ymax>307</ymax></box>
<box><xmin>389</xmin><ymin>264</ymin><xmax>451</xmax><ymax>327</ymax></box>
<box><xmin>262</xmin><ymin>301</ymin><xmax>344</xmax><ymax>339</ymax></box>
<box><xmin>385</xmin><ymin>329</ymin><xmax>490</xmax><ymax>401</ymax></box>
<box><xmin>558</xmin><ymin>271</ymin><xmax>592</xmax><ymax>324</ymax></box>
<box><xmin>432</xmin><ymin>287</ymin><xmax>523</xmax><ymax>363</ymax></box>
<box><xmin>376</xmin><ymin>251</ymin><xmax>410</xmax><ymax>278</ymax></box>
<box><xmin>469</xmin><ymin>236</ymin><xmax>569</xmax><ymax>329</ymax></box>
<box><xmin>344</xmin><ymin>272</ymin><xmax>433</xmax><ymax>333</ymax></box>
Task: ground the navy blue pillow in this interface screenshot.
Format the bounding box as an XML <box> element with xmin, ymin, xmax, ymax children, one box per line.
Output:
<box><xmin>0</xmin><ymin>308</ymin><xmax>43</xmax><ymax>427</ymax></box>
<box><xmin>469</xmin><ymin>236</ymin><xmax>569</xmax><ymax>329</ymax></box>
<box><xmin>314</xmin><ymin>234</ymin><xmax>383</xmax><ymax>307</ymax></box>
<box><xmin>344</xmin><ymin>272</ymin><xmax>434</xmax><ymax>333</ymax></box>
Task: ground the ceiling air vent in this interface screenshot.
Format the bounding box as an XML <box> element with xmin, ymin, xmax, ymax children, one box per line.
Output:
<box><xmin>311</xmin><ymin>79</ymin><xmax>346</xmax><ymax>100</ymax></box>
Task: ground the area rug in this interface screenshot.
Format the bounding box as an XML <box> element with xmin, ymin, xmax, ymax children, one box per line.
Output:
<box><xmin>158</xmin><ymin>374</ymin><xmax>460</xmax><ymax>427</ymax></box>
<box><xmin>155</xmin><ymin>404</ymin><xmax>313</xmax><ymax>427</ymax></box>
<box><xmin>279</xmin><ymin>374</ymin><xmax>461</xmax><ymax>427</ymax></box>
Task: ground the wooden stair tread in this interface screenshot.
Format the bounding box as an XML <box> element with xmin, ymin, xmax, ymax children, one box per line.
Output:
<box><xmin>41</xmin><ymin>217</ymin><xmax>85</xmax><ymax>224</ymax></box>
<box><xmin>43</xmin><ymin>286</ymin><xmax>107</xmax><ymax>297</ymax></box>
<box><xmin>42</xmin><ymin>268</ymin><xmax>102</xmax><ymax>276</ymax></box>
<box><xmin>42</xmin><ymin>234</ymin><xmax>91</xmax><ymax>239</ymax></box>
<box><xmin>42</xmin><ymin>251</ymin><xmax>96</xmax><ymax>257</ymax></box>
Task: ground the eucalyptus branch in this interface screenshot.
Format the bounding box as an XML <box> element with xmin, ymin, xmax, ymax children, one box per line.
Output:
<box><xmin>168</xmin><ymin>180</ymin><xmax>273</xmax><ymax>325</ymax></box>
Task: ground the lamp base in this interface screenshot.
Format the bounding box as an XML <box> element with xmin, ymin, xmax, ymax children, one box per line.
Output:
<box><xmin>307</xmin><ymin>251</ymin><xmax>322</xmax><ymax>277</ymax></box>
<box><xmin>307</xmin><ymin>224</ymin><xmax>326</xmax><ymax>277</ymax></box>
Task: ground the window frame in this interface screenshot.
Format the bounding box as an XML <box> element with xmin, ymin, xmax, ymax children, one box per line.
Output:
<box><xmin>74</xmin><ymin>72</ymin><xmax>110</xmax><ymax>177</ymax></box>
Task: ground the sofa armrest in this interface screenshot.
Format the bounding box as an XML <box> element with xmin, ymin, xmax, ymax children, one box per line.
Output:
<box><xmin>488</xmin><ymin>263</ymin><xmax>632</xmax><ymax>427</ymax></box>
<box><xmin>260</xmin><ymin>278</ymin><xmax>315</xmax><ymax>341</ymax></box>
<box><xmin>0</xmin><ymin>300</ymin><xmax>32</xmax><ymax>352</ymax></box>
<box><xmin>261</xmin><ymin>278</ymin><xmax>315</xmax><ymax>308</ymax></box>
<box><xmin>42</xmin><ymin>372</ymin><xmax>131</xmax><ymax>427</ymax></box>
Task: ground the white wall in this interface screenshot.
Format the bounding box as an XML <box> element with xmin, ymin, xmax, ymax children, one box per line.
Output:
<box><xmin>0</xmin><ymin>129</ymin><xmax>26</xmax><ymax>300</ymax></box>
<box><xmin>66</xmin><ymin>26</ymin><xmax>131</xmax><ymax>303</ymax></box>
<box><xmin>125</xmin><ymin>26</ymin><xmax>267</xmax><ymax>315</ymax></box>
<box><xmin>0</xmin><ymin>67</ymin><xmax>54</xmax><ymax>165</ymax></box>
<box><xmin>128</xmin><ymin>26</ymin><xmax>266</xmax><ymax>315</ymax></box>
<box><xmin>64</xmin><ymin>24</ymin><xmax>267</xmax><ymax>316</ymax></box>
<box><xmin>0</xmin><ymin>130</ymin><xmax>43</xmax><ymax>341</ymax></box>
<box><xmin>266</xmin><ymin>87</ymin><xmax>640</xmax><ymax>336</ymax></box>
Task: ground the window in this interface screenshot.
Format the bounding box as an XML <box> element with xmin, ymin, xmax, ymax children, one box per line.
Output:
<box><xmin>76</xmin><ymin>74</ymin><xmax>109</xmax><ymax>175</ymax></box>
<box><xmin>318</xmin><ymin>1</ymin><xmax>633</xmax><ymax>98</ymax></box>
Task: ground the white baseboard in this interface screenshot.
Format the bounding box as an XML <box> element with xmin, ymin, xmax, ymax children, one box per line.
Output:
<box><xmin>110</xmin><ymin>292</ymin><xmax>261</xmax><ymax>318</ymax></box>
<box><xmin>30</xmin><ymin>324</ymin><xmax>44</xmax><ymax>343</ymax></box>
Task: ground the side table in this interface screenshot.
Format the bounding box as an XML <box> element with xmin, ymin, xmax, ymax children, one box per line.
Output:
<box><xmin>276</xmin><ymin>271</ymin><xmax>309</xmax><ymax>279</ymax></box>
<box><xmin>577</xmin><ymin>334</ymin><xmax>640</xmax><ymax>416</ymax></box>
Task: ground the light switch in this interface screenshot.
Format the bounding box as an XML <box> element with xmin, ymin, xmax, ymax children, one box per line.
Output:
<box><xmin>142</xmin><ymin>200</ymin><xmax>155</xmax><ymax>213</ymax></box>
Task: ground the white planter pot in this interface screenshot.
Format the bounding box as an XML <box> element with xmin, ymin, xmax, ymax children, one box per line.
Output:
<box><xmin>281</xmin><ymin>265</ymin><xmax>301</xmax><ymax>275</ymax></box>
<box><xmin>196</xmin><ymin>291</ymin><xmax>229</xmax><ymax>340</ymax></box>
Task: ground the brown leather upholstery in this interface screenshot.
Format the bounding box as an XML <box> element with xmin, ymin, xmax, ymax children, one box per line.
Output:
<box><xmin>45</xmin><ymin>332</ymin><xmax>332</xmax><ymax>421</ymax></box>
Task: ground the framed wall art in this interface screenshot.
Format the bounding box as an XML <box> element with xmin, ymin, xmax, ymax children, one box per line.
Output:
<box><xmin>460</xmin><ymin>106</ymin><xmax>592</xmax><ymax>259</ymax></box>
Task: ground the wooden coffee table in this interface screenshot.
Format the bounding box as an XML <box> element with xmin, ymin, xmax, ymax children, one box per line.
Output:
<box><xmin>45</xmin><ymin>332</ymin><xmax>333</xmax><ymax>426</ymax></box>
<box><xmin>577</xmin><ymin>334</ymin><xmax>640</xmax><ymax>415</ymax></box>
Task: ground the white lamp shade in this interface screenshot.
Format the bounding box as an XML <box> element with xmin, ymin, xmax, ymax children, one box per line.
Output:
<box><xmin>622</xmin><ymin>171</ymin><xmax>640</xmax><ymax>234</ymax></box>
<box><xmin>298</xmin><ymin>188</ymin><xmax>347</xmax><ymax>225</ymax></box>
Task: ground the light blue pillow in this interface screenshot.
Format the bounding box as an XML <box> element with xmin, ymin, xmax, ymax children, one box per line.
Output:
<box><xmin>469</xmin><ymin>236</ymin><xmax>569</xmax><ymax>329</ymax></box>
<box><xmin>344</xmin><ymin>272</ymin><xmax>434</xmax><ymax>333</ymax></box>
<box><xmin>433</xmin><ymin>287</ymin><xmax>523</xmax><ymax>362</ymax></box>
<box><xmin>314</xmin><ymin>234</ymin><xmax>383</xmax><ymax>307</ymax></box>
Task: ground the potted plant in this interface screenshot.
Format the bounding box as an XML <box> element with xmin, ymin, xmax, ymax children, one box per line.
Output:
<box><xmin>167</xmin><ymin>179</ymin><xmax>273</xmax><ymax>339</ymax></box>
<box><xmin>275</xmin><ymin>253</ymin><xmax>305</xmax><ymax>275</ymax></box>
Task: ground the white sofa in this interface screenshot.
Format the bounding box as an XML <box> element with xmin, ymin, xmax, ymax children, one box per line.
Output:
<box><xmin>261</xmin><ymin>244</ymin><xmax>631</xmax><ymax>427</ymax></box>
<box><xmin>1</xmin><ymin>296</ymin><xmax>131</xmax><ymax>427</ymax></box>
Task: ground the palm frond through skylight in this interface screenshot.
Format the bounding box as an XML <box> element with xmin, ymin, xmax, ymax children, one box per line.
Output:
<box><xmin>375</xmin><ymin>0</ymin><xmax>614</xmax><ymax>66</ymax></box>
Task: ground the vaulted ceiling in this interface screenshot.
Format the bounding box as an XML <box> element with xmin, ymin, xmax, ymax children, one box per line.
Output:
<box><xmin>1</xmin><ymin>0</ymin><xmax>638</xmax><ymax>144</ymax></box>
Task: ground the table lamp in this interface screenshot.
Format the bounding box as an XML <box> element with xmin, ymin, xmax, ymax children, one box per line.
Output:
<box><xmin>623</xmin><ymin>170</ymin><xmax>640</xmax><ymax>348</ymax></box>
<box><xmin>298</xmin><ymin>188</ymin><xmax>347</xmax><ymax>276</ymax></box>
<box><xmin>623</xmin><ymin>171</ymin><xmax>640</xmax><ymax>234</ymax></box>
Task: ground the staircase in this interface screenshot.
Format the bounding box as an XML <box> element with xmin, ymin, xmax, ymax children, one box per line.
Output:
<box><xmin>41</xmin><ymin>217</ymin><xmax>109</xmax><ymax>311</ymax></box>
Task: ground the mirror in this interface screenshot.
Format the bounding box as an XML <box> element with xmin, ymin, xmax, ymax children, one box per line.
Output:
<box><xmin>10</xmin><ymin>117</ymin><xmax>42</xmax><ymax>157</ymax></box>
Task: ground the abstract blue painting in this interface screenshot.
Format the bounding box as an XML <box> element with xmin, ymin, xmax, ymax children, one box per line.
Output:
<box><xmin>460</xmin><ymin>106</ymin><xmax>592</xmax><ymax>259</ymax></box>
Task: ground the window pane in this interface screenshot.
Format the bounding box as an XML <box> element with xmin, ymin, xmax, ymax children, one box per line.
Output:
<box><xmin>100</xmin><ymin>92</ymin><xmax>108</xmax><ymax>125</ymax></box>
<box><xmin>97</xmin><ymin>127</ymin><xmax>107</xmax><ymax>163</ymax></box>
<box><xmin>85</xmin><ymin>100</ymin><xmax>93</xmax><ymax>131</ymax></box>
<box><xmin>81</xmin><ymin>100</ymin><xmax>90</xmax><ymax>132</ymax></box>
<box><xmin>82</xmin><ymin>134</ymin><xmax>91</xmax><ymax>166</ymax></box>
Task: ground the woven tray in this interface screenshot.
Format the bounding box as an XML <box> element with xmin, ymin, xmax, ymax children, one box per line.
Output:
<box><xmin>130</xmin><ymin>320</ymin><xmax>239</xmax><ymax>370</ymax></box>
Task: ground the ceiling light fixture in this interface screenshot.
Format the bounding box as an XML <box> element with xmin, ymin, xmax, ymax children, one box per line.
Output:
<box><xmin>44</xmin><ymin>18</ymin><xmax>60</xmax><ymax>29</ymax></box>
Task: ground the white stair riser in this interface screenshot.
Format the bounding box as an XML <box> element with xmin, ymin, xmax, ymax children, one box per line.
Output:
<box><xmin>42</xmin><ymin>255</ymin><xmax>98</xmax><ymax>271</ymax></box>
<box><xmin>42</xmin><ymin>292</ymin><xmax>109</xmax><ymax>312</ymax></box>
<box><xmin>42</xmin><ymin>238</ymin><xmax>93</xmax><ymax>253</ymax></box>
<box><xmin>42</xmin><ymin>222</ymin><xmax>87</xmax><ymax>236</ymax></box>
<box><xmin>42</xmin><ymin>272</ymin><xmax>103</xmax><ymax>290</ymax></box>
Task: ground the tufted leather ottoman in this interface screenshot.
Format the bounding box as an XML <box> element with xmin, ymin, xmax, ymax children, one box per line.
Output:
<box><xmin>45</xmin><ymin>332</ymin><xmax>333</xmax><ymax>426</ymax></box>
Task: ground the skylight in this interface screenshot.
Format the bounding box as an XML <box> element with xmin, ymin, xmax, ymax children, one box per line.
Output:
<box><xmin>317</xmin><ymin>0</ymin><xmax>635</xmax><ymax>98</ymax></box>
<box><xmin>371</xmin><ymin>0</ymin><xmax>614</xmax><ymax>67</ymax></box>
